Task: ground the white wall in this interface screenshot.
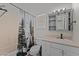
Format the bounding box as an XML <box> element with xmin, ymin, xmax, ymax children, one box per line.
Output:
<box><xmin>72</xmin><ymin>3</ymin><xmax>79</xmax><ymax>42</ymax></box>
<box><xmin>34</xmin><ymin>4</ymin><xmax>73</xmax><ymax>40</ymax></box>
<box><xmin>0</xmin><ymin>3</ymin><xmax>35</xmax><ymax>55</ymax></box>
<box><xmin>0</xmin><ymin>3</ymin><xmax>20</xmax><ymax>55</ymax></box>
<box><xmin>35</xmin><ymin>14</ymin><xmax>73</xmax><ymax>40</ymax></box>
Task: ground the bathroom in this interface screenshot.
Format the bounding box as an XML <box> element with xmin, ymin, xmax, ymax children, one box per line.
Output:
<box><xmin>0</xmin><ymin>3</ymin><xmax>79</xmax><ymax>56</ymax></box>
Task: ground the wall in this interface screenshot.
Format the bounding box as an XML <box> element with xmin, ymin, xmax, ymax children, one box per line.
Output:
<box><xmin>0</xmin><ymin>3</ymin><xmax>20</xmax><ymax>55</ymax></box>
<box><xmin>72</xmin><ymin>3</ymin><xmax>79</xmax><ymax>42</ymax></box>
<box><xmin>34</xmin><ymin>4</ymin><xmax>73</xmax><ymax>40</ymax></box>
<box><xmin>35</xmin><ymin>14</ymin><xmax>73</xmax><ymax>40</ymax></box>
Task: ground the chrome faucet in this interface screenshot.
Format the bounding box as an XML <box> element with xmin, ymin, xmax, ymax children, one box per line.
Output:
<box><xmin>60</xmin><ymin>33</ymin><xmax>63</xmax><ymax>39</ymax></box>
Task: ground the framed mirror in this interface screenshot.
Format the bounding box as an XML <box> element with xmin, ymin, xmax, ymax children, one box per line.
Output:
<box><xmin>48</xmin><ymin>8</ymin><xmax>73</xmax><ymax>31</ymax></box>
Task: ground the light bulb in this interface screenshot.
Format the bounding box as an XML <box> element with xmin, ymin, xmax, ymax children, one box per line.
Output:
<box><xmin>62</xmin><ymin>8</ymin><xmax>65</xmax><ymax>10</ymax></box>
<box><xmin>58</xmin><ymin>9</ymin><xmax>60</xmax><ymax>12</ymax></box>
<box><xmin>53</xmin><ymin>10</ymin><xmax>56</xmax><ymax>13</ymax></box>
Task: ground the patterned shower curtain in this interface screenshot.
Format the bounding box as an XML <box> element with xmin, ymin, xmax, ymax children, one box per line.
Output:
<box><xmin>17</xmin><ymin>9</ymin><xmax>35</xmax><ymax>56</ymax></box>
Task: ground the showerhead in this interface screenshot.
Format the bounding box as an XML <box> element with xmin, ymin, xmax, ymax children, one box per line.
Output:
<box><xmin>2</xmin><ymin>9</ymin><xmax>7</xmax><ymax>12</ymax></box>
<box><xmin>0</xmin><ymin>7</ymin><xmax>7</xmax><ymax>18</ymax></box>
<box><xmin>0</xmin><ymin>8</ymin><xmax>7</xmax><ymax>12</ymax></box>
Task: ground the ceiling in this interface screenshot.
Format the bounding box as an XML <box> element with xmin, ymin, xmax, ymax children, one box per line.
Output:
<box><xmin>13</xmin><ymin>3</ymin><xmax>72</xmax><ymax>16</ymax></box>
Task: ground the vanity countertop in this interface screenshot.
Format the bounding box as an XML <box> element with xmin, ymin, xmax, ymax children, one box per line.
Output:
<box><xmin>37</xmin><ymin>35</ymin><xmax>79</xmax><ymax>48</ymax></box>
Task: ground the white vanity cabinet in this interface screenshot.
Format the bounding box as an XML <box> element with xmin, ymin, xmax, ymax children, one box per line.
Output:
<box><xmin>42</xmin><ymin>41</ymin><xmax>62</xmax><ymax>56</ymax></box>
<box><xmin>36</xmin><ymin>39</ymin><xmax>79</xmax><ymax>56</ymax></box>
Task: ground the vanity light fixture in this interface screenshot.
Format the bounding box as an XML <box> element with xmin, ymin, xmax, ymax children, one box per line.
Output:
<box><xmin>51</xmin><ymin>8</ymin><xmax>70</xmax><ymax>15</ymax></box>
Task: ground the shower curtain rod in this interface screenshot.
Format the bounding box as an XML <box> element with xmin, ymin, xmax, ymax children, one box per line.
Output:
<box><xmin>9</xmin><ymin>3</ymin><xmax>35</xmax><ymax>17</ymax></box>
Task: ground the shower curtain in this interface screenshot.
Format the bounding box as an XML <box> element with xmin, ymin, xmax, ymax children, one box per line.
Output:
<box><xmin>17</xmin><ymin>9</ymin><xmax>35</xmax><ymax>55</ymax></box>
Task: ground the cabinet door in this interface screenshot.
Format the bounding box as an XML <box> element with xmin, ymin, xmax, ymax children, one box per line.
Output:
<box><xmin>42</xmin><ymin>41</ymin><xmax>50</xmax><ymax>56</ymax></box>
<box><xmin>64</xmin><ymin>50</ymin><xmax>79</xmax><ymax>56</ymax></box>
<box><xmin>42</xmin><ymin>41</ymin><xmax>62</xmax><ymax>56</ymax></box>
<box><xmin>49</xmin><ymin>46</ymin><xmax>62</xmax><ymax>56</ymax></box>
<box><xmin>61</xmin><ymin>44</ymin><xmax>79</xmax><ymax>56</ymax></box>
<box><xmin>42</xmin><ymin>41</ymin><xmax>51</xmax><ymax>56</ymax></box>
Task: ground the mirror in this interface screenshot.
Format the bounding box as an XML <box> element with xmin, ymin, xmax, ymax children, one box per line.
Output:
<box><xmin>49</xmin><ymin>8</ymin><xmax>73</xmax><ymax>31</ymax></box>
